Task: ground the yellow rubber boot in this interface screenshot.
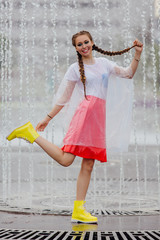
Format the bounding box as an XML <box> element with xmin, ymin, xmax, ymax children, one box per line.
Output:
<box><xmin>6</xmin><ymin>122</ymin><xmax>39</xmax><ymax>144</ymax></box>
<box><xmin>71</xmin><ymin>200</ymin><xmax>98</xmax><ymax>224</ymax></box>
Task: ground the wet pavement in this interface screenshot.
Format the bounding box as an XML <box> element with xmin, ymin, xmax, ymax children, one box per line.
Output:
<box><xmin>0</xmin><ymin>211</ymin><xmax>160</xmax><ymax>231</ymax></box>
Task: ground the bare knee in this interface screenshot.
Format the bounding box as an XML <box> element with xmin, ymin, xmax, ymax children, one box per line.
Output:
<box><xmin>62</xmin><ymin>161</ymin><xmax>73</xmax><ymax>167</ymax></box>
<box><xmin>60</xmin><ymin>152</ymin><xmax>75</xmax><ymax>167</ymax></box>
<box><xmin>81</xmin><ymin>158</ymin><xmax>95</xmax><ymax>173</ymax></box>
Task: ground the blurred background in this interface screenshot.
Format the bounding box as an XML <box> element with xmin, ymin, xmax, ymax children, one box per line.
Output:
<box><xmin>0</xmin><ymin>0</ymin><xmax>160</xmax><ymax>215</ymax></box>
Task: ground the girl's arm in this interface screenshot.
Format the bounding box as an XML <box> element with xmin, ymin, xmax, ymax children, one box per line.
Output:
<box><xmin>130</xmin><ymin>39</ymin><xmax>143</xmax><ymax>77</ymax></box>
<box><xmin>35</xmin><ymin>80</ymin><xmax>76</xmax><ymax>132</ymax></box>
<box><xmin>113</xmin><ymin>39</ymin><xmax>143</xmax><ymax>79</ymax></box>
<box><xmin>47</xmin><ymin>104</ymin><xmax>64</xmax><ymax>119</ymax></box>
<box><xmin>35</xmin><ymin>105</ymin><xmax>64</xmax><ymax>132</ymax></box>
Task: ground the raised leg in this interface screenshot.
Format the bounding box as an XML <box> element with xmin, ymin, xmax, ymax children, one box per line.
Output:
<box><xmin>6</xmin><ymin>122</ymin><xmax>75</xmax><ymax>167</ymax></box>
<box><xmin>35</xmin><ymin>136</ymin><xmax>75</xmax><ymax>167</ymax></box>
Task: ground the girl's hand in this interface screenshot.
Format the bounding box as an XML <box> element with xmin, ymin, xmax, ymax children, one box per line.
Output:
<box><xmin>35</xmin><ymin>117</ymin><xmax>50</xmax><ymax>132</ymax></box>
<box><xmin>133</xmin><ymin>39</ymin><xmax>143</xmax><ymax>53</ymax></box>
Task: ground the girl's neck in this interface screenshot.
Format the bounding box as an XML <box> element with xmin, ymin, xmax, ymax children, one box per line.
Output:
<box><xmin>82</xmin><ymin>56</ymin><xmax>95</xmax><ymax>65</ymax></box>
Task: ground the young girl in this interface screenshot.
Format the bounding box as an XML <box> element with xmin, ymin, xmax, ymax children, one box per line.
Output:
<box><xmin>6</xmin><ymin>30</ymin><xmax>143</xmax><ymax>224</ymax></box>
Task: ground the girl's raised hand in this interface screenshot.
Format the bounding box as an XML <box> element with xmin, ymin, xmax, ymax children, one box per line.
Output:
<box><xmin>133</xmin><ymin>39</ymin><xmax>143</xmax><ymax>53</ymax></box>
<box><xmin>35</xmin><ymin>117</ymin><xmax>50</xmax><ymax>132</ymax></box>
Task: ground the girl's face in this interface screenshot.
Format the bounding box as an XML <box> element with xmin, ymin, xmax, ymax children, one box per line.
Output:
<box><xmin>75</xmin><ymin>34</ymin><xmax>94</xmax><ymax>58</ymax></box>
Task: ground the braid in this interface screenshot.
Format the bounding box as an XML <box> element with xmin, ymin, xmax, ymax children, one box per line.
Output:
<box><xmin>92</xmin><ymin>44</ymin><xmax>136</xmax><ymax>56</ymax></box>
<box><xmin>77</xmin><ymin>45</ymin><xmax>136</xmax><ymax>99</ymax></box>
<box><xmin>72</xmin><ymin>30</ymin><xmax>138</xmax><ymax>99</ymax></box>
<box><xmin>77</xmin><ymin>51</ymin><xmax>87</xmax><ymax>99</ymax></box>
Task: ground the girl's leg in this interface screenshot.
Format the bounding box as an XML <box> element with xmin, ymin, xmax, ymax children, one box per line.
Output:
<box><xmin>35</xmin><ymin>136</ymin><xmax>75</xmax><ymax>167</ymax></box>
<box><xmin>71</xmin><ymin>158</ymin><xmax>97</xmax><ymax>223</ymax></box>
<box><xmin>76</xmin><ymin>158</ymin><xmax>95</xmax><ymax>200</ymax></box>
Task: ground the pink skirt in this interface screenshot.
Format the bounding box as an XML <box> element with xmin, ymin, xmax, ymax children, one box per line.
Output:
<box><xmin>62</xmin><ymin>95</ymin><xmax>107</xmax><ymax>162</ymax></box>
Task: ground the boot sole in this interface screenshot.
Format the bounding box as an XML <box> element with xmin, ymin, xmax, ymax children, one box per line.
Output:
<box><xmin>71</xmin><ymin>219</ymin><xmax>98</xmax><ymax>224</ymax></box>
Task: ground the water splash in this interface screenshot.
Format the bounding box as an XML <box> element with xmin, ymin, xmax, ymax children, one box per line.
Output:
<box><xmin>141</xmin><ymin>1</ymin><xmax>147</xmax><ymax>195</ymax></box>
<box><xmin>104</xmin><ymin>0</ymin><xmax>113</xmax><ymax>52</ymax></box>
<box><xmin>150</xmin><ymin>0</ymin><xmax>160</xmax><ymax>205</ymax></box>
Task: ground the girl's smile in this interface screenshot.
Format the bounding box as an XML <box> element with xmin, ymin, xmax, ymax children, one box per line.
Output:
<box><xmin>75</xmin><ymin>35</ymin><xmax>94</xmax><ymax>58</ymax></box>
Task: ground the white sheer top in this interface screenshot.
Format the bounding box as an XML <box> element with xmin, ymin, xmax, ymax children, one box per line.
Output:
<box><xmin>56</xmin><ymin>57</ymin><xmax>133</xmax><ymax>106</ymax></box>
<box><xmin>54</xmin><ymin>57</ymin><xmax>134</xmax><ymax>153</ymax></box>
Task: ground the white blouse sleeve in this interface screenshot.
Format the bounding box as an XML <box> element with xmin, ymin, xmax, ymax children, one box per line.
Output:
<box><xmin>56</xmin><ymin>80</ymin><xmax>76</xmax><ymax>106</ymax></box>
<box><xmin>112</xmin><ymin>65</ymin><xmax>133</xmax><ymax>79</ymax></box>
<box><xmin>101</xmin><ymin>57</ymin><xmax>133</xmax><ymax>79</ymax></box>
<box><xmin>55</xmin><ymin>63</ymin><xmax>79</xmax><ymax>106</ymax></box>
